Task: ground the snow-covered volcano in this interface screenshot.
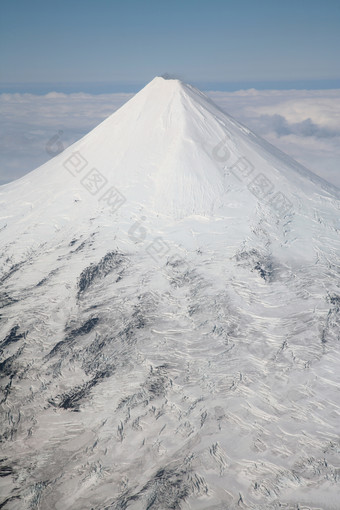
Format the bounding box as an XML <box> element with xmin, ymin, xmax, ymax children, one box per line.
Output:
<box><xmin>0</xmin><ymin>77</ymin><xmax>340</xmax><ymax>510</ymax></box>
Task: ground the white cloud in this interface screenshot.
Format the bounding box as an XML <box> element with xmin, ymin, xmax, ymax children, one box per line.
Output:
<box><xmin>0</xmin><ymin>88</ymin><xmax>339</xmax><ymax>188</ymax></box>
<box><xmin>0</xmin><ymin>92</ymin><xmax>133</xmax><ymax>185</ymax></box>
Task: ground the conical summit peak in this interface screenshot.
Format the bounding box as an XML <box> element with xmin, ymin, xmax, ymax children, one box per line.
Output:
<box><xmin>1</xmin><ymin>77</ymin><xmax>339</xmax><ymax>241</ymax></box>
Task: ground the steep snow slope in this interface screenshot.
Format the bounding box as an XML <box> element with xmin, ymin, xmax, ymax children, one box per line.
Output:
<box><xmin>0</xmin><ymin>77</ymin><xmax>340</xmax><ymax>510</ymax></box>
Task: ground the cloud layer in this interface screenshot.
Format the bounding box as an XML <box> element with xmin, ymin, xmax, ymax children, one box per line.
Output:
<box><xmin>1</xmin><ymin>88</ymin><xmax>339</xmax><ymax>188</ymax></box>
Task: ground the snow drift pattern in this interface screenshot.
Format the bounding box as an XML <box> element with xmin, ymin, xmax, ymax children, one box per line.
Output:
<box><xmin>0</xmin><ymin>77</ymin><xmax>340</xmax><ymax>509</ymax></box>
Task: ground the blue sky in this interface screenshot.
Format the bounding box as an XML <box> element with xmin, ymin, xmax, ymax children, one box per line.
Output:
<box><xmin>1</xmin><ymin>0</ymin><xmax>339</xmax><ymax>92</ymax></box>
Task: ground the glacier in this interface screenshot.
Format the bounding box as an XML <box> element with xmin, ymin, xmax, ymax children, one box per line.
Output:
<box><xmin>0</xmin><ymin>76</ymin><xmax>340</xmax><ymax>509</ymax></box>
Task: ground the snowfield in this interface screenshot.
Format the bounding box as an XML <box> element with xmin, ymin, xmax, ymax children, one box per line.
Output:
<box><xmin>0</xmin><ymin>77</ymin><xmax>340</xmax><ymax>510</ymax></box>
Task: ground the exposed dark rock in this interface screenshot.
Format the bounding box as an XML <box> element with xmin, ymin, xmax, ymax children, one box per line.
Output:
<box><xmin>48</xmin><ymin>317</ymin><xmax>99</xmax><ymax>357</ymax></box>
<box><xmin>77</xmin><ymin>251</ymin><xmax>126</xmax><ymax>298</ymax></box>
<box><xmin>0</xmin><ymin>326</ymin><xmax>26</xmax><ymax>353</ymax></box>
